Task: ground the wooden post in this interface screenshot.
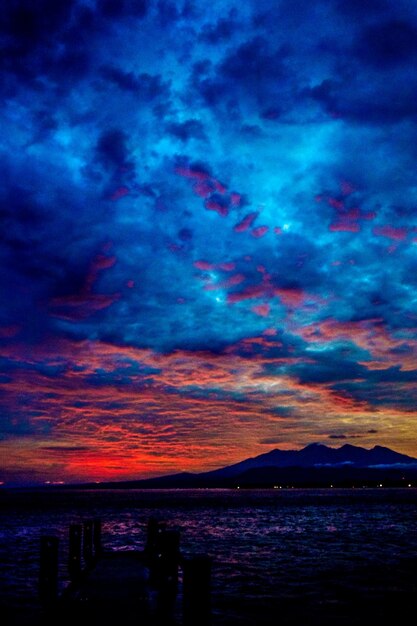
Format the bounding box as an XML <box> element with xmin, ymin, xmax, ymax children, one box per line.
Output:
<box><xmin>68</xmin><ymin>524</ymin><xmax>82</xmax><ymax>582</ymax></box>
<box><xmin>147</xmin><ymin>521</ymin><xmax>177</xmax><ymax>585</ymax></box>
<box><xmin>160</xmin><ymin>529</ymin><xmax>180</xmax><ymax>584</ymax></box>
<box><xmin>145</xmin><ymin>518</ymin><xmax>167</xmax><ymax>572</ymax></box>
<box><xmin>183</xmin><ymin>555</ymin><xmax>212</xmax><ymax>626</ymax></box>
<box><xmin>39</xmin><ymin>535</ymin><xmax>59</xmax><ymax>606</ymax></box>
<box><xmin>93</xmin><ymin>518</ymin><xmax>102</xmax><ymax>560</ymax></box>
<box><xmin>146</xmin><ymin>517</ymin><xmax>159</xmax><ymax>551</ymax></box>
<box><xmin>154</xmin><ymin>529</ymin><xmax>181</xmax><ymax>622</ymax></box>
<box><xmin>83</xmin><ymin>520</ymin><xmax>93</xmax><ymax>566</ymax></box>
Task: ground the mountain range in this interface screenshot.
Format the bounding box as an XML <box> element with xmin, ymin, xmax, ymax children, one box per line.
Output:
<box><xmin>77</xmin><ymin>443</ymin><xmax>417</xmax><ymax>489</ymax></box>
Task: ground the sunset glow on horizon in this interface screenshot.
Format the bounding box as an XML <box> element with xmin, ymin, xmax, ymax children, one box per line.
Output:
<box><xmin>1</xmin><ymin>0</ymin><xmax>417</xmax><ymax>485</ymax></box>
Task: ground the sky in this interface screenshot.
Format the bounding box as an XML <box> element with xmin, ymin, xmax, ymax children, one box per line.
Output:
<box><xmin>1</xmin><ymin>0</ymin><xmax>417</xmax><ymax>486</ymax></box>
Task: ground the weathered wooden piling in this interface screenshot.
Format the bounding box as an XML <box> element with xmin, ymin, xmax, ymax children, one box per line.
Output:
<box><xmin>159</xmin><ymin>529</ymin><xmax>181</xmax><ymax>584</ymax></box>
<box><xmin>40</xmin><ymin>517</ymin><xmax>212</xmax><ymax>626</ymax></box>
<box><xmin>93</xmin><ymin>518</ymin><xmax>102</xmax><ymax>559</ymax></box>
<box><xmin>83</xmin><ymin>520</ymin><xmax>94</xmax><ymax>566</ymax></box>
<box><xmin>146</xmin><ymin>518</ymin><xmax>169</xmax><ymax>585</ymax></box>
<box><xmin>182</xmin><ymin>554</ymin><xmax>212</xmax><ymax>626</ymax></box>
<box><xmin>68</xmin><ymin>523</ymin><xmax>82</xmax><ymax>582</ymax></box>
<box><xmin>39</xmin><ymin>535</ymin><xmax>59</xmax><ymax>606</ymax></box>
<box><xmin>155</xmin><ymin>528</ymin><xmax>181</xmax><ymax>622</ymax></box>
<box><xmin>145</xmin><ymin>516</ymin><xmax>159</xmax><ymax>555</ymax></box>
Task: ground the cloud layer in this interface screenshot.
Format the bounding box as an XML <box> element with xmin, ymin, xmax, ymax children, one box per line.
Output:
<box><xmin>1</xmin><ymin>0</ymin><xmax>417</xmax><ymax>484</ymax></box>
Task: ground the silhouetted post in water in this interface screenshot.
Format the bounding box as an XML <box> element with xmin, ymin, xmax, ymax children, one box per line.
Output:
<box><xmin>183</xmin><ymin>555</ymin><xmax>212</xmax><ymax>626</ymax></box>
<box><xmin>83</xmin><ymin>520</ymin><xmax>93</xmax><ymax>566</ymax></box>
<box><xmin>93</xmin><ymin>519</ymin><xmax>102</xmax><ymax>560</ymax></box>
<box><xmin>146</xmin><ymin>518</ymin><xmax>167</xmax><ymax>549</ymax></box>
<box><xmin>68</xmin><ymin>524</ymin><xmax>82</xmax><ymax>582</ymax></box>
<box><xmin>145</xmin><ymin>516</ymin><xmax>159</xmax><ymax>556</ymax></box>
<box><xmin>145</xmin><ymin>518</ymin><xmax>181</xmax><ymax>621</ymax></box>
<box><xmin>159</xmin><ymin>529</ymin><xmax>180</xmax><ymax>584</ymax></box>
<box><xmin>145</xmin><ymin>517</ymin><xmax>167</xmax><ymax>584</ymax></box>
<box><xmin>39</xmin><ymin>535</ymin><xmax>59</xmax><ymax>606</ymax></box>
<box><xmin>156</xmin><ymin>529</ymin><xmax>181</xmax><ymax>621</ymax></box>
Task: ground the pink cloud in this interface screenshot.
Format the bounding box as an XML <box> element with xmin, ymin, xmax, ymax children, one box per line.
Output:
<box><xmin>193</xmin><ymin>180</ymin><xmax>215</xmax><ymax>198</ymax></box>
<box><xmin>329</xmin><ymin>221</ymin><xmax>361</xmax><ymax>232</ymax></box>
<box><xmin>228</xmin><ymin>284</ymin><xmax>268</xmax><ymax>303</ymax></box>
<box><xmin>227</xmin><ymin>274</ymin><xmax>246</xmax><ymax>287</ymax></box>
<box><xmin>230</xmin><ymin>193</ymin><xmax>242</xmax><ymax>206</ymax></box>
<box><xmin>49</xmin><ymin>250</ymin><xmax>119</xmax><ymax>320</ymax></box>
<box><xmin>203</xmin><ymin>274</ymin><xmax>246</xmax><ymax>291</ymax></box>
<box><xmin>194</xmin><ymin>260</ymin><xmax>215</xmax><ymax>271</ymax></box>
<box><xmin>213</xmin><ymin>179</ymin><xmax>227</xmax><ymax>193</ymax></box>
<box><xmin>263</xmin><ymin>328</ymin><xmax>277</xmax><ymax>336</ymax></box>
<box><xmin>373</xmin><ymin>225</ymin><xmax>407</xmax><ymax>241</ymax></box>
<box><xmin>110</xmin><ymin>187</ymin><xmax>129</xmax><ymax>201</ymax></box>
<box><xmin>274</xmin><ymin>288</ymin><xmax>305</xmax><ymax>308</ymax></box>
<box><xmin>175</xmin><ymin>165</ymin><xmax>210</xmax><ymax>181</ymax></box>
<box><xmin>251</xmin><ymin>226</ymin><xmax>269</xmax><ymax>238</ymax></box>
<box><xmin>321</xmin><ymin>188</ymin><xmax>377</xmax><ymax>233</ymax></box>
<box><xmin>204</xmin><ymin>198</ymin><xmax>229</xmax><ymax>217</ymax></box>
<box><xmin>219</xmin><ymin>262</ymin><xmax>236</xmax><ymax>272</ymax></box>
<box><xmin>234</xmin><ymin>212</ymin><xmax>258</xmax><ymax>233</ymax></box>
<box><xmin>252</xmin><ymin>303</ymin><xmax>270</xmax><ymax>317</ymax></box>
<box><xmin>328</xmin><ymin>197</ymin><xmax>345</xmax><ymax>211</ymax></box>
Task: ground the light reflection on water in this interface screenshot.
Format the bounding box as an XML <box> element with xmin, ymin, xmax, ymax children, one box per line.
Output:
<box><xmin>1</xmin><ymin>488</ymin><xmax>417</xmax><ymax>624</ymax></box>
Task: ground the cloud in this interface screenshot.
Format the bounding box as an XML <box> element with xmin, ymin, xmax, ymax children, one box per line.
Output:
<box><xmin>199</xmin><ymin>14</ymin><xmax>240</xmax><ymax>44</ymax></box>
<box><xmin>259</xmin><ymin>437</ymin><xmax>285</xmax><ymax>445</ymax></box>
<box><xmin>355</xmin><ymin>20</ymin><xmax>417</xmax><ymax>68</ymax></box>
<box><xmin>41</xmin><ymin>445</ymin><xmax>91</xmax><ymax>452</ymax></box>
<box><xmin>2</xmin><ymin>0</ymin><xmax>417</xmax><ymax>483</ymax></box>
<box><xmin>335</xmin><ymin>0</ymin><xmax>388</xmax><ymax>17</ymax></box>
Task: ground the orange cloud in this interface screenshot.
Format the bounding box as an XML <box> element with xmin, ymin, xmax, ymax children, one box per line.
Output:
<box><xmin>2</xmin><ymin>330</ymin><xmax>417</xmax><ymax>485</ymax></box>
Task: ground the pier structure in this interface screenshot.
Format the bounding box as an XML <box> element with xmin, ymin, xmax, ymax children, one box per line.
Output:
<box><xmin>39</xmin><ymin>517</ymin><xmax>211</xmax><ymax>626</ymax></box>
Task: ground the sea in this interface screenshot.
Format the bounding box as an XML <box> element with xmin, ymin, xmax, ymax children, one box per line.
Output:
<box><xmin>1</xmin><ymin>488</ymin><xmax>417</xmax><ymax>625</ymax></box>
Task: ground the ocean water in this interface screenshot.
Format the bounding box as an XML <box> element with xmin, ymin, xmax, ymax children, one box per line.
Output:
<box><xmin>1</xmin><ymin>488</ymin><xmax>417</xmax><ymax>625</ymax></box>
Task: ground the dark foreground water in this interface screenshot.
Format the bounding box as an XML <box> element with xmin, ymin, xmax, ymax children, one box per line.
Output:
<box><xmin>1</xmin><ymin>488</ymin><xmax>417</xmax><ymax>625</ymax></box>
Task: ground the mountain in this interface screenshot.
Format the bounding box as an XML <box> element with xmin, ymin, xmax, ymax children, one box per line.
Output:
<box><xmin>197</xmin><ymin>443</ymin><xmax>417</xmax><ymax>480</ymax></box>
<box><xmin>67</xmin><ymin>443</ymin><xmax>417</xmax><ymax>489</ymax></box>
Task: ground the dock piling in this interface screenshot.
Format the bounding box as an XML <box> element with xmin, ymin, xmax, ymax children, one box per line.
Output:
<box><xmin>160</xmin><ymin>529</ymin><xmax>180</xmax><ymax>584</ymax></box>
<box><xmin>39</xmin><ymin>535</ymin><xmax>59</xmax><ymax>606</ymax></box>
<box><xmin>145</xmin><ymin>516</ymin><xmax>159</xmax><ymax>560</ymax></box>
<box><xmin>183</xmin><ymin>554</ymin><xmax>212</xmax><ymax>626</ymax></box>
<box><xmin>39</xmin><ymin>518</ymin><xmax>212</xmax><ymax>625</ymax></box>
<box><xmin>68</xmin><ymin>524</ymin><xmax>82</xmax><ymax>582</ymax></box>
<box><xmin>83</xmin><ymin>520</ymin><xmax>94</xmax><ymax>566</ymax></box>
<box><xmin>146</xmin><ymin>519</ymin><xmax>180</xmax><ymax>586</ymax></box>
<box><xmin>93</xmin><ymin>518</ymin><xmax>102</xmax><ymax>559</ymax></box>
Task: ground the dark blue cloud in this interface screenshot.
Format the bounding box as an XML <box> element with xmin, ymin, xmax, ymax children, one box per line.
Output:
<box><xmin>335</xmin><ymin>0</ymin><xmax>388</xmax><ymax>17</ymax></box>
<box><xmin>97</xmin><ymin>0</ymin><xmax>148</xmax><ymax>19</ymax></box>
<box><xmin>356</xmin><ymin>20</ymin><xmax>417</xmax><ymax>68</ymax></box>
<box><xmin>199</xmin><ymin>14</ymin><xmax>240</xmax><ymax>44</ymax></box>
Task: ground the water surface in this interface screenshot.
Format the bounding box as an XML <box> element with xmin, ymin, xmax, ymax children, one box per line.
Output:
<box><xmin>1</xmin><ymin>488</ymin><xmax>416</xmax><ymax>625</ymax></box>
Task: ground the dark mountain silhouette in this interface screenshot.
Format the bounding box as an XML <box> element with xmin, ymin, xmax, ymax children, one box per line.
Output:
<box><xmin>198</xmin><ymin>442</ymin><xmax>417</xmax><ymax>479</ymax></box>
<box><xmin>67</xmin><ymin>443</ymin><xmax>417</xmax><ymax>489</ymax></box>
